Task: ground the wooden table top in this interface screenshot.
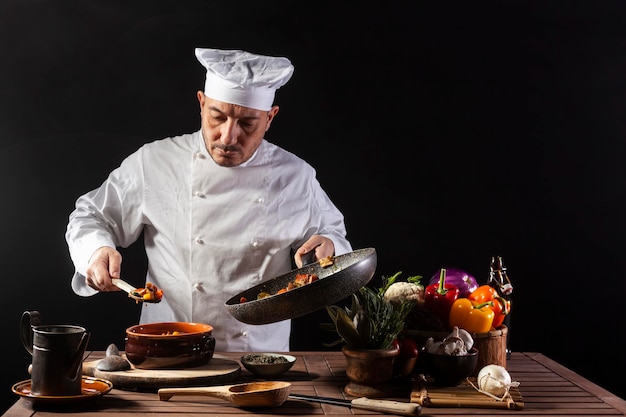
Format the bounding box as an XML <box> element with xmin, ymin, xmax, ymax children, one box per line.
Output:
<box><xmin>4</xmin><ymin>351</ymin><xmax>626</xmax><ymax>416</ymax></box>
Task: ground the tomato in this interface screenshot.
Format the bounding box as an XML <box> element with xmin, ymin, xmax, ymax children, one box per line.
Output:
<box><xmin>393</xmin><ymin>336</ymin><xmax>419</xmax><ymax>378</ymax></box>
<box><xmin>399</xmin><ymin>337</ymin><xmax>419</xmax><ymax>358</ymax></box>
<box><xmin>392</xmin><ymin>338</ymin><xmax>401</xmax><ymax>352</ymax></box>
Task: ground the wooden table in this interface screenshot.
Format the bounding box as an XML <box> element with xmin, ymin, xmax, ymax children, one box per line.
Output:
<box><xmin>4</xmin><ymin>351</ymin><xmax>626</xmax><ymax>416</ymax></box>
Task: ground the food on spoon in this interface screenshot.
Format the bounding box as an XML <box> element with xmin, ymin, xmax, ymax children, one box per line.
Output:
<box><xmin>131</xmin><ymin>282</ymin><xmax>163</xmax><ymax>303</ymax></box>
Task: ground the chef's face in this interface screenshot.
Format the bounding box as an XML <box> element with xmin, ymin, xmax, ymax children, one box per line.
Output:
<box><xmin>197</xmin><ymin>92</ymin><xmax>279</xmax><ymax>167</ymax></box>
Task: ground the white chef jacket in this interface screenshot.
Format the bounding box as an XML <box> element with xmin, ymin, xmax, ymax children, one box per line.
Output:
<box><xmin>66</xmin><ymin>130</ymin><xmax>352</xmax><ymax>351</ymax></box>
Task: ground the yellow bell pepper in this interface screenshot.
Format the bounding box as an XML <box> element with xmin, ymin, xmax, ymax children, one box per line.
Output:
<box><xmin>448</xmin><ymin>298</ymin><xmax>495</xmax><ymax>333</ymax></box>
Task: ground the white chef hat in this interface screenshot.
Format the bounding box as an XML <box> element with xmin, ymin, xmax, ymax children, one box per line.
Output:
<box><xmin>195</xmin><ymin>48</ymin><xmax>294</xmax><ymax>111</ymax></box>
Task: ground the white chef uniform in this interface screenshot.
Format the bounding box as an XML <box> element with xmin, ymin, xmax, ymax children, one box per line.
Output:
<box><xmin>66</xmin><ymin>47</ymin><xmax>352</xmax><ymax>351</ymax></box>
<box><xmin>66</xmin><ymin>130</ymin><xmax>352</xmax><ymax>351</ymax></box>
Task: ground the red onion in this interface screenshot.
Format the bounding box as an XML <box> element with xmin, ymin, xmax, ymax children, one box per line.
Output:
<box><xmin>428</xmin><ymin>268</ymin><xmax>478</xmax><ymax>298</ymax></box>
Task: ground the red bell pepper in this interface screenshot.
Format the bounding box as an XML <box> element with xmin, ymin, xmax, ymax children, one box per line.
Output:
<box><xmin>424</xmin><ymin>268</ymin><xmax>460</xmax><ymax>330</ymax></box>
<box><xmin>468</xmin><ymin>285</ymin><xmax>510</xmax><ymax>329</ymax></box>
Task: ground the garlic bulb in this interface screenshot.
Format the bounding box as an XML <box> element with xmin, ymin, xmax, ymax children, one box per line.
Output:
<box><xmin>440</xmin><ymin>326</ymin><xmax>474</xmax><ymax>356</ymax></box>
<box><xmin>455</xmin><ymin>327</ymin><xmax>474</xmax><ymax>351</ymax></box>
<box><xmin>425</xmin><ymin>327</ymin><xmax>476</xmax><ymax>356</ymax></box>
<box><xmin>425</xmin><ymin>337</ymin><xmax>441</xmax><ymax>353</ymax></box>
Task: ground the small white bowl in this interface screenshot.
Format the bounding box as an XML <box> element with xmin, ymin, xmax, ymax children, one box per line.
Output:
<box><xmin>240</xmin><ymin>353</ymin><xmax>296</xmax><ymax>378</ymax></box>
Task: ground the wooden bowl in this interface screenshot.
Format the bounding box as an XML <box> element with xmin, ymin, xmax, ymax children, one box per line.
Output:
<box><xmin>125</xmin><ymin>322</ymin><xmax>215</xmax><ymax>369</ymax></box>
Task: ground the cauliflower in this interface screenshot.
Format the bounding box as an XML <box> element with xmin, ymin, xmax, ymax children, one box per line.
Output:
<box><xmin>383</xmin><ymin>281</ymin><xmax>425</xmax><ymax>306</ymax></box>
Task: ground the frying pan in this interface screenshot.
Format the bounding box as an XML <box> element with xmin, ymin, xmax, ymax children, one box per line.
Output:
<box><xmin>225</xmin><ymin>247</ymin><xmax>377</xmax><ymax>325</ymax></box>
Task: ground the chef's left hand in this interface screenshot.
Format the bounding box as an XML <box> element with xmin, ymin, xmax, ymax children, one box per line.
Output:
<box><xmin>295</xmin><ymin>235</ymin><xmax>335</xmax><ymax>268</ymax></box>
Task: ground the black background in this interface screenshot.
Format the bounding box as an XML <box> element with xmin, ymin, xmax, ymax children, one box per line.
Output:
<box><xmin>2</xmin><ymin>0</ymin><xmax>626</xmax><ymax>412</ymax></box>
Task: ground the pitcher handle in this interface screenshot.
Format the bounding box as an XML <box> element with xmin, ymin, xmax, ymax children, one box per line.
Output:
<box><xmin>70</xmin><ymin>331</ymin><xmax>91</xmax><ymax>381</ymax></box>
<box><xmin>20</xmin><ymin>310</ymin><xmax>41</xmax><ymax>356</ymax></box>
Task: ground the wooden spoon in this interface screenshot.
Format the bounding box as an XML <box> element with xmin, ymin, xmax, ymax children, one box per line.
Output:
<box><xmin>112</xmin><ymin>278</ymin><xmax>161</xmax><ymax>303</ymax></box>
<box><xmin>158</xmin><ymin>381</ymin><xmax>291</xmax><ymax>407</ymax></box>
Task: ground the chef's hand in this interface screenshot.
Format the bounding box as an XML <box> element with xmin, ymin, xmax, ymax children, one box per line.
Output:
<box><xmin>85</xmin><ymin>246</ymin><xmax>123</xmax><ymax>292</ymax></box>
<box><xmin>295</xmin><ymin>235</ymin><xmax>335</xmax><ymax>268</ymax></box>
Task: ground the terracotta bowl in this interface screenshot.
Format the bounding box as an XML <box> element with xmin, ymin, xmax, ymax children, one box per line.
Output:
<box><xmin>125</xmin><ymin>322</ymin><xmax>215</xmax><ymax>369</ymax></box>
<box><xmin>421</xmin><ymin>347</ymin><xmax>479</xmax><ymax>386</ymax></box>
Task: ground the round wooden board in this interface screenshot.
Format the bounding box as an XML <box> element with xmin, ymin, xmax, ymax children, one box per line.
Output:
<box><xmin>82</xmin><ymin>354</ymin><xmax>241</xmax><ymax>391</ymax></box>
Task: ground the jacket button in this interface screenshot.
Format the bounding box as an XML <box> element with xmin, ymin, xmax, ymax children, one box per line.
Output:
<box><xmin>195</xmin><ymin>237</ymin><xmax>204</xmax><ymax>244</ymax></box>
<box><xmin>194</xmin><ymin>283</ymin><xmax>203</xmax><ymax>290</ymax></box>
<box><xmin>193</xmin><ymin>190</ymin><xmax>205</xmax><ymax>198</ymax></box>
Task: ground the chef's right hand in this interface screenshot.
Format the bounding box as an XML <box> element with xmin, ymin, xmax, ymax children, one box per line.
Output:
<box><xmin>85</xmin><ymin>246</ymin><xmax>123</xmax><ymax>292</ymax></box>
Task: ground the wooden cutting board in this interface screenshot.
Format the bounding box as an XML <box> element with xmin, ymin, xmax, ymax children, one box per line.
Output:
<box><xmin>411</xmin><ymin>377</ymin><xmax>524</xmax><ymax>410</ymax></box>
<box><xmin>82</xmin><ymin>354</ymin><xmax>241</xmax><ymax>390</ymax></box>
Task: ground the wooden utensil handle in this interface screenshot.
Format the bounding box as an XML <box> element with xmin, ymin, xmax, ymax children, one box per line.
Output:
<box><xmin>158</xmin><ymin>386</ymin><xmax>227</xmax><ymax>401</ymax></box>
<box><xmin>351</xmin><ymin>398</ymin><xmax>421</xmax><ymax>416</ymax></box>
<box><xmin>111</xmin><ymin>279</ymin><xmax>136</xmax><ymax>293</ymax></box>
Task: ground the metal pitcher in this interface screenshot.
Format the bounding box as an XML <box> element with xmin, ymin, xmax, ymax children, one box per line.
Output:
<box><xmin>20</xmin><ymin>310</ymin><xmax>90</xmax><ymax>396</ymax></box>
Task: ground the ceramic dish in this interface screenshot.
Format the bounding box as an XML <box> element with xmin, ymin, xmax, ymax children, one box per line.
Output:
<box><xmin>125</xmin><ymin>322</ymin><xmax>215</xmax><ymax>369</ymax></box>
<box><xmin>240</xmin><ymin>353</ymin><xmax>296</xmax><ymax>377</ymax></box>
<box><xmin>11</xmin><ymin>376</ymin><xmax>113</xmax><ymax>404</ymax></box>
<box><xmin>421</xmin><ymin>347</ymin><xmax>479</xmax><ymax>386</ymax></box>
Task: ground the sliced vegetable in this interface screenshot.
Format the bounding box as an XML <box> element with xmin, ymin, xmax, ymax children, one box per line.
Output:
<box><xmin>239</xmin><ymin>273</ymin><xmax>320</xmax><ymax>303</ymax></box>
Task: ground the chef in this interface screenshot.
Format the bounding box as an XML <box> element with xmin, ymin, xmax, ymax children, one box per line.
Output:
<box><xmin>65</xmin><ymin>47</ymin><xmax>352</xmax><ymax>351</ymax></box>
